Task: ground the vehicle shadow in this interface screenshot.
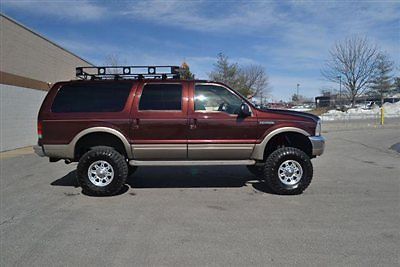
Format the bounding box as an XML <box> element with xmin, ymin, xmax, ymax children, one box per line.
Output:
<box><xmin>51</xmin><ymin>166</ymin><xmax>275</xmax><ymax>196</ymax></box>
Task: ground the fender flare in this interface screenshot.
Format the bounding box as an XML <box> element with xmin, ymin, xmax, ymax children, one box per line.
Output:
<box><xmin>69</xmin><ymin>127</ymin><xmax>133</xmax><ymax>158</ymax></box>
<box><xmin>251</xmin><ymin>127</ymin><xmax>310</xmax><ymax>160</ymax></box>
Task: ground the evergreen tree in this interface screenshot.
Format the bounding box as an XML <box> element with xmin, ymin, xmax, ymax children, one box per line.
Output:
<box><xmin>208</xmin><ymin>53</ymin><xmax>239</xmax><ymax>88</ymax></box>
<box><xmin>180</xmin><ymin>61</ymin><xmax>194</xmax><ymax>79</ymax></box>
<box><xmin>393</xmin><ymin>76</ymin><xmax>400</xmax><ymax>94</ymax></box>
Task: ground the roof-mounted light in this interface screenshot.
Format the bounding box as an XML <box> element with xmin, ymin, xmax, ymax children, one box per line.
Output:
<box><xmin>123</xmin><ymin>67</ymin><xmax>131</xmax><ymax>74</ymax></box>
<box><xmin>148</xmin><ymin>67</ymin><xmax>156</xmax><ymax>75</ymax></box>
<box><xmin>98</xmin><ymin>67</ymin><xmax>106</xmax><ymax>75</ymax></box>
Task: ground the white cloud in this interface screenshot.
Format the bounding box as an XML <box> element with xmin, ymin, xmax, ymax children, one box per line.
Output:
<box><xmin>2</xmin><ymin>0</ymin><xmax>106</xmax><ymax>21</ymax></box>
<box><xmin>122</xmin><ymin>0</ymin><xmax>281</xmax><ymax>33</ymax></box>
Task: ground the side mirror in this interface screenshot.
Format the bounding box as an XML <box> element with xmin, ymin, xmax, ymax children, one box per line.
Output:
<box><xmin>239</xmin><ymin>103</ymin><xmax>251</xmax><ymax>117</ymax></box>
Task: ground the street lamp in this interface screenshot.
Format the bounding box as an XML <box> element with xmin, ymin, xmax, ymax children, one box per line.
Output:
<box><xmin>337</xmin><ymin>75</ymin><xmax>342</xmax><ymax>107</ymax></box>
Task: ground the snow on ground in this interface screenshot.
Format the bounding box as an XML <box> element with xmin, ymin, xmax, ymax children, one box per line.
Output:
<box><xmin>320</xmin><ymin>101</ymin><xmax>400</xmax><ymax>121</ymax></box>
<box><xmin>290</xmin><ymin>108</ymin><xmax>313</xmax><ymax>112</ymax></box>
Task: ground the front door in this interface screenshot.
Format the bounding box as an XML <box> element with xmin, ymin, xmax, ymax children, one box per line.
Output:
<box><xmin>130</xmin><ymin>81</ymin><xmax>189</xmax><ymax>160</ymax></box>
<box><xmin>187</xmin><ymin>83</ymin><xmax>259</xmax><ymax>160</ymax></box>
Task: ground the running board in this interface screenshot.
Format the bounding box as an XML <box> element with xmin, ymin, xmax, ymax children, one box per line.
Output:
<box><xmin>129</xmin><ymin>159</ymin><xmax>256</xmax><ymax>166</ymax></box>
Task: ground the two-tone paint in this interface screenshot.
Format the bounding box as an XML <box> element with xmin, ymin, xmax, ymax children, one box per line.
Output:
<box><xmin>35</xmin><ymin>79</ymin><xmax>324</xmax><ymax>163</ymax></box>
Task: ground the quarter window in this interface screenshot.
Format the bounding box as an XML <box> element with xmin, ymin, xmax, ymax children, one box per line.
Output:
<box><xmin>52</xmin><ymin>82</ymin><xmax>132</xmax><ymax>113</ymax></box>
<box><xmin>194</xmin><ymin>84</ymin><xmax>243</xmax><ymax>114</ymax></box>
<box><xmin>139</xmin><ymin>84</ymin><xmax>182</xmax><ymax>111</ymax></box>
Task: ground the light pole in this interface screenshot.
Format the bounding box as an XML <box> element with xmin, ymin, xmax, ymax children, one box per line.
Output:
<box><xmin>337</xmin><ymin>75</ymin><xmax>342</xmax><ymax>107</ymax></box>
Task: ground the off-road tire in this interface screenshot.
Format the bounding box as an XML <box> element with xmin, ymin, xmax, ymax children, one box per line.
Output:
<box><xmin>77</xmin><ymin>146</ymin><xmax>128</xmax><ymax>196</ymax></box>
<box><xmin>247</xmin><ymin>165</ymin><xmax>264</xmax><ymax>177</ymax></box>
<box><xmin>263</xmin><ymin>147</ymin><xmax>313</xmax><ymax>195</ymax></box>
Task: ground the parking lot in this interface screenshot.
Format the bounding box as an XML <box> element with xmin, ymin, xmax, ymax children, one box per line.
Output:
<box><xmin>1</xmin><ymin>127</ymin><xmax>399</xmax><ymax>266</ymax></box>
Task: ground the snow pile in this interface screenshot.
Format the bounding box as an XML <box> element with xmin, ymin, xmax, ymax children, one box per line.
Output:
<box><xmin>320</xmin><ymin>101</ymin><xmax>400</xmax><ymax>121</ymax></box>
<box><xmin>290</xmin><ymin>107</ymin><xmax>313</xmax><ymax>112</ymax></box>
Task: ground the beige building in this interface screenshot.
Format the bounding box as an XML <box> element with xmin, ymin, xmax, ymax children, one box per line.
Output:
<box><xmin>0</xmin><ymin>14</ymin><xmax>92</xmax><ymax>151</ymax></box>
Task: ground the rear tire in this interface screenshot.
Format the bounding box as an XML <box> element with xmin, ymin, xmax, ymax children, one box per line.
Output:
<box><xmin>77</xmin><ymin>146</ymin><xmax>128</xmax><ymax>196</ymax></box>
<box><xmin>263</xmin><ymin>147</ymin><xmax>313</xmax><ymax>195</ymax></box>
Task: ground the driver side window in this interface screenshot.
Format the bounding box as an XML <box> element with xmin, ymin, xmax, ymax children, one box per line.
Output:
<box><xmin>194</xmin><ymin>84</ymin><xmax>242</xmax><ymax>114</ymax></box>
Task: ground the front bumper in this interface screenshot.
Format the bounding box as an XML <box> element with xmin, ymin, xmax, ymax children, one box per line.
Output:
<box><xmin>33</xmin><ymin>145</ymin><xmax>45</xmax><ymax>157</ymax></box>
<box><xmin>309</xmin><ymin>136</ymin><xmax>325</xmax><ymax>156</ymax></box>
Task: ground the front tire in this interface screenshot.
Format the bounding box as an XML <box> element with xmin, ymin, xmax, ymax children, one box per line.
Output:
<box><xmin>263</xmin><ymin>147</ymin><xmax>313</xmax><ymax>195</ymax></box>
<box><xmin>77</xmin><ymin>146</ymin><xmax>128</xmax><ymax>196</ymax></box>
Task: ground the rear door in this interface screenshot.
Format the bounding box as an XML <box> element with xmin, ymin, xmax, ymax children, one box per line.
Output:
<box><xmin>130</xmin><ymin>81</ymin><xmax>189</xmax><ymax>160</ymax></box>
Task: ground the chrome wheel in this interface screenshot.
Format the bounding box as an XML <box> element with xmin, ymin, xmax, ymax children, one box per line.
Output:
<box><xmin>87</xmin><ymin>160</ymin><xmax>114</xmax><ymax>187</ymax></box>
<box><xmin>278</xmin><ymin>160</ymin><xmax>303</xmax><ymax>186</ymax></box>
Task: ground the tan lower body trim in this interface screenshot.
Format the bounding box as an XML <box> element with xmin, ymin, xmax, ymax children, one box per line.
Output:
<box><xmin>131</xmin><ymin>144</ymin><xmax>255</xmax><ymax>160</ymax></box>
<box><xmin>43</xmin><ymin>145</ymin><xmax>71</xmax><ymax>158</ymax></box>
<box><xmin>129</xmin><ymin>159</ymin><xmax>256</xmax><ymax>166</ymax></box>
<box><xmin>131</xmin><ymin>144</ymin><xmax>187</xmax><ymax>160</ymax></box>
<box><xmin>188</xmin><ymin>144</ymin><xmax>254</xmax><ymax>160</ymax></box>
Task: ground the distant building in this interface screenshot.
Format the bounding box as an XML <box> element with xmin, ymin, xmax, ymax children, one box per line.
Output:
<box><xmin>315</xmin><ymin>95</ymin><xmax>337</xmax><ymax>108</ymax></box>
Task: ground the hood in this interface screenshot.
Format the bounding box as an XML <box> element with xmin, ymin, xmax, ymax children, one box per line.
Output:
<box><xmin>257</xmin><ymin>108</ymin><xmax>320</xmax><ymax>123</ymax></box>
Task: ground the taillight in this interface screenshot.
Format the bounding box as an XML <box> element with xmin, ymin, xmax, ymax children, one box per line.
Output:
<box><xmin>37</xmin><ymin>121</ymin><xmax>43</xmax><ymax>139</ymax></box>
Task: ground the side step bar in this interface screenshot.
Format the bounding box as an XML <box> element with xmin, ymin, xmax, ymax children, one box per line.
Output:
<box><xmin>129</xmin><ymin>159</ymin><xmax>256</xmax><ymax>166</ymax></box>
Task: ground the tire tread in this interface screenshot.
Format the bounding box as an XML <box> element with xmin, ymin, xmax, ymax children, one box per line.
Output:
<box><xmin>263</xmin><ymin>147</ymin><xmax>313</xmax><ymax>195</ymax></box>
<box><xmin>77</xmin><ymin>146</ymin><xmax>128</xmax><ymax>196</ymax></box>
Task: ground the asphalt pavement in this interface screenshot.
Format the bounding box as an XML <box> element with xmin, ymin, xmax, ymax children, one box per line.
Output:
<box><xmin>1</xmin><ymin>127</ymin><xmax>399</xmax><ymax>266</ymax></box>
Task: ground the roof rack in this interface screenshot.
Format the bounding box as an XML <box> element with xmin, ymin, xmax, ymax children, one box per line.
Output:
<box><xmin>76</xmin><ymin>66</ymin><xmax>182</xmax><ymax>80</ymax></box>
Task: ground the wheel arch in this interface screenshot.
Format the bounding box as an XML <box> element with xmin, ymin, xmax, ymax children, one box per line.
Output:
<box><xmin>71</xmin><ymin>127</ymin><xmax>132</xmax><ymax>160</ymax></box>
<box><xmin>251</xmin><ymin>127</ymin><xmax>311</xmax><ymax>160</ymax></box>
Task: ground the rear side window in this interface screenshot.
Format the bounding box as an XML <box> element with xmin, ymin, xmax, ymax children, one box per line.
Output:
<box><xmin>52</xmin><ymin>82</ymin><xmax>132</xmax><ymax>113</ymax></box>
<box><xmin>139</xmin><ymin>84</ymin><xmax>182</xmax><ymax>111</ymax></box>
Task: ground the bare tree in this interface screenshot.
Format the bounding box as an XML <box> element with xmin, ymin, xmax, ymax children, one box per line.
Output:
<box><xmin>104</xmin><ymin>54</ymin><xmax>126</xmax><ymax>74</ymax></box>
<box><xmin>237</xmin><ymin>65</ymin><xmax>270</xmax><ymax>98</ymax></box>
<box><xmin>369</xmin><ymin>53</ymin><xmax>394</xmax><ymax>104</ymax></box>
<box><xmin>322</xmin><ymin>36</ymin><xmax>380</xmax><ymax>107</ymax></box>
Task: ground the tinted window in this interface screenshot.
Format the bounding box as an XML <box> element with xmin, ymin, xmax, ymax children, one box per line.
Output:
<box><xmin>52</xmin><ymin>82</ymin><xmax>132</xmax><ymax>113</ymax></box>
<box><xmin>139</xmin><ymin>84</ymin><xmax>182</xmax><ymax>111</ymax></box>
<box><xmin>194</xmin><ymin>84</ymin><xmax>242</xmax><ymax>114</ymax></box>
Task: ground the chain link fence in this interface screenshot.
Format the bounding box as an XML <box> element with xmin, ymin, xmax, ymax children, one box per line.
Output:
<box><xmin>321</xmin><ymin>112</ymin><xmax>400</xmax><ymax>131</ymax></box>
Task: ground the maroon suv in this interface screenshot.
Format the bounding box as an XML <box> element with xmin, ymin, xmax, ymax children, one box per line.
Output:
<box><xmin>34</xmin><ymin>66</ymin><xmax>325</xmax><ymax>196</ymax></box>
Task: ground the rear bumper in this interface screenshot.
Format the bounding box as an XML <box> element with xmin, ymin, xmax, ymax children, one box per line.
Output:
<box><xmin>309</xmin><ymin>136</ymin><xmax>325</xmax><ymax>156</ymax></box>
<box><xmin>33</xmin><ymin>145</ymin><xmax>45</xmax><ymax>157</ymax></box>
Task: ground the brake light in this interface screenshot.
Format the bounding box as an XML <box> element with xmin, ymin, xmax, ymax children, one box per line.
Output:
<box><xmin>38</xmin><ymin>121</ymin><xmax>43</xmax><ymax>139</ymax></box>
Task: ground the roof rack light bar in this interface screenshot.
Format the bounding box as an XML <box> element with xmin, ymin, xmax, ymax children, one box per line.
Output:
<box><xmin>76</xmin><ymin>66</ymin><xmax>182</xmax><ymax>80</ymax></box>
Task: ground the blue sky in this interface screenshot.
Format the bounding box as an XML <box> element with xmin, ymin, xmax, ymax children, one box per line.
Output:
<box><xmin>2</xmin><ymin>0</ymin><xmax>399</xmax><ymax>101</ymax></box>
